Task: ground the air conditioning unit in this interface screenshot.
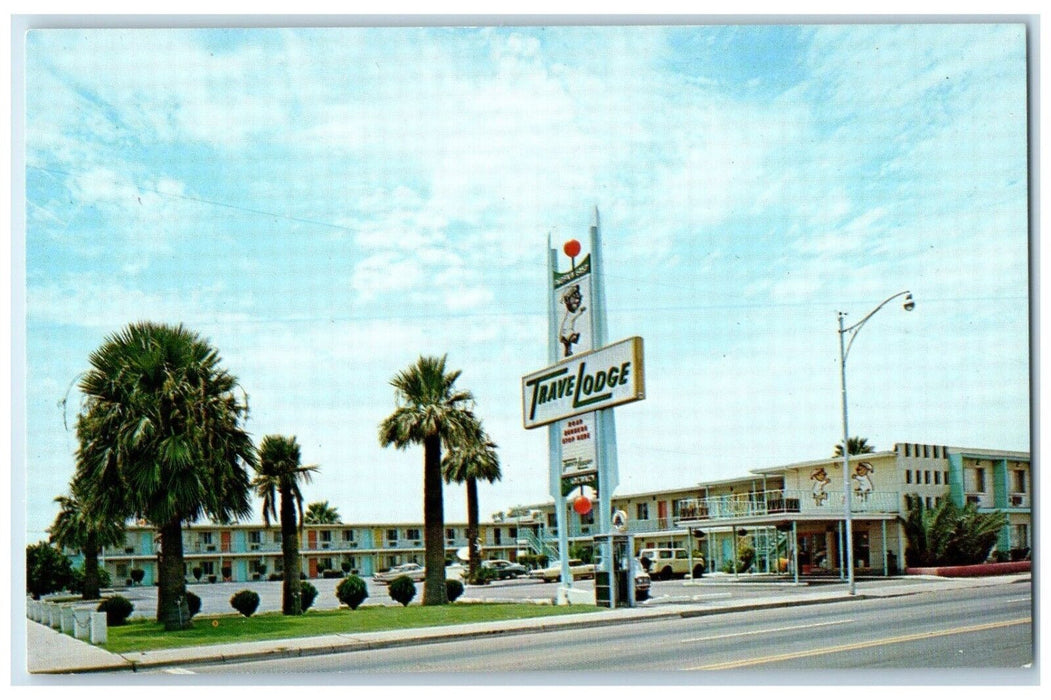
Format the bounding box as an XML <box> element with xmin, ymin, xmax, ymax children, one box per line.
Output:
<box><xmin>412</xmin><ymin>541</ymin><xmax>421</xmax><ymax>547</ymax></box>
<box><xmin>322</xmin><ymin>543</ymin><xmax>330</xmax><ymax>549</ymax></box>
<box><xmin>124</xmin><ymin>547</ymin><xmax>134</xmax><ymax>554</ymax></box>
<box><xmin>966</xmin><ymin>494</ymin><xmax>981</xmax><ymax>505</ymax></box>
<box><xmin>206</xmin><ymin>544</ymin><xmax>217</xmax><ymax>552</ymax></box>
<box><xmin>250</xmin><ymin>544</ymin><xmax>260</xmax><ymax>551</ymax></box>
<box><xmin>1010</xmin><ymin>494</ymin><xmax>1025</xmax><ymax>507</ymax></box>
<box><xmin>349</xmin><ymin>542</ymin><xmax>358</xmax><ymax>548</ymax></box>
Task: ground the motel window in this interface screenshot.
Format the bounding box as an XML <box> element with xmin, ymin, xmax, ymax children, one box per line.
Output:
<box><xmin>547</xmin><ymin>513</ymin><xmax>557</xmax><ymax>528</ymax></box>
<box><xmin>906</xmin><ymin>471</ymin><xmax>912</xmax><ymax>484</ymax></box>
<box><xmin>387</xmin><ymin>555</ymin><xmax>399</xmax><ymax>568</ymax></box>
<box><xmin>200</xmin><ymin>532</ymin><xmax>213</xmax><ymax>544</ymax></box>
<box><xmin>320</xmin><ymin>530</ymin><xmax>332</xmax><ymax>542</ymax></box>
<box><xmin>934</xmin><ymin>471</ymin><xmax>941</xmax><ymax>485</ymax></box>
<box><xmin>386</xmin><ymin>529</ymin><xmax>398</xmax><ymax>543</ymax></box>
<box><xmin>273</xmin><ymin>532</ymin><xmax>281</xmax><ymax>544</ymax></box>
<box><xmin>342</xmin><ymin>530</ymin><xmax>354</xmax><ymax>542</ymax></box>
<box><xmin>637</xmin><ymin>503</ymin><xmax>649</xmax><ymax>520</ymax></box>
<box><xmin>406</xmin><ymin>528</ymin><xmax>421</xmax><ymax>541</ymax></box>
<box><xmin>1014</xmin><ymin>470</ymin><xmax>1027</xmax><ymax>493</ymax></box>
<box><xmin>509</xmin><ymin>527</ymin><xmax>517</xmax><ymax>539</ymax></box>
<box><xmin>975</xmin><ymin>468</ymin><xmax>987</xmax><ymax>492</ymax></box>
<box><xmin>924</xmin><ymin>470</ymin><xmax>931</xmax><ymax>484</ymax></box>
<box><xmin>249</xmin><ymin>531</ymin><xmax>261</xmax><ymax>544</ymax></box>
<box><xmin>923</xmin><ymin>445</ymin><xmax>929</xmax><ymax>458</ymax></box>
<box><xmin>494</xmin><ymin>528</ymin><xmax>502</xmax><ymax>545</ymax></box>
<box><xmin>446</xmin><ymin>528</ymin><xmax>456</xmax><ymax>541</ymax></box>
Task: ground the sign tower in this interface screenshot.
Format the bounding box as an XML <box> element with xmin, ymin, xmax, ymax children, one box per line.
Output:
<box><xmin>522</xmin><ymin>208</ymin><xmax>645</xmax><ymax>604</ymax></box>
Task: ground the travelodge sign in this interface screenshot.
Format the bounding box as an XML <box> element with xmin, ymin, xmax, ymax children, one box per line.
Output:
<box><xmin>522</xmin><ymin>336</ymin><xmax>645</xmax><ymax>429</ymax></box>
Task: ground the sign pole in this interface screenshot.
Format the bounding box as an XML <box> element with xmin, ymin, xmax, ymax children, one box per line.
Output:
<box><xmin>546</xmin><ymin>238</ymin><xmax>571</xmax><ymax>602</ymax></box>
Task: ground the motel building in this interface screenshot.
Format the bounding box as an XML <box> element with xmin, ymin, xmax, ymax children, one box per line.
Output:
<box><xmin>73</xmin><ymin>442</ymin><xmax>1030</xmax><ymax>586</ymax></box>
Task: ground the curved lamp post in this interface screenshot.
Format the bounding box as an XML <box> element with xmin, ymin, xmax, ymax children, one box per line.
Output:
<box><xmin>838</xmin><ymin>290</ymin><xmax>914</xmax><ymax>595</ymax></box>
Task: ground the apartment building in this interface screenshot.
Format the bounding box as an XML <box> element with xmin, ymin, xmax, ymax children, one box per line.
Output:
<box><xmin>80</xmin><ymin>442</ymin><xmax>1029</xmax><ymax>585</ymax></box>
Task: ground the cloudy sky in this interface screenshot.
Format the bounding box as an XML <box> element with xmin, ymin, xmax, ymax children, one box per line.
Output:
<box><xmin>20</xmin><ymin>23</ymin><xmax>1030</xmax><ymax>541</ymax></box>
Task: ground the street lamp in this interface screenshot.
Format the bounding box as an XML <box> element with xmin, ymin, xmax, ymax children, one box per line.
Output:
<box><xmin>838</xmin><ymin>290</ymin><xmax>914</xmax><ymax>595</ymax></box>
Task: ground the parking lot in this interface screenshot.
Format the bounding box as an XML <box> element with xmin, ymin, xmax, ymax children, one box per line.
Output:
<box><xmin>108</xmin><ymin>572</ymin><xmax>852</xmax><ymax>620</ymax></box>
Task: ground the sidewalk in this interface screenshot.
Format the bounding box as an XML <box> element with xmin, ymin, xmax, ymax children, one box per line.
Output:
<box><xmin>24</xmin><ymin>573</ymin><xmax>1030</xmax><ymax>675</ymax></box>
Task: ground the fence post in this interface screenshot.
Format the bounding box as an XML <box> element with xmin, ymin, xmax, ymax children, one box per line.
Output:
<box><xmin>60</xmin><ymin>605</ymin><xmax>75</xmax><ymax>634</ymax></box>
<box><xmin>90</xmin><ymin>612</ymin><xmax>108</xmax><ymax>645</ymax></box>
<box><xmin>73</xmin><ymin>609</ymin><xmax>93</xmax><ymax>640</ymax></box>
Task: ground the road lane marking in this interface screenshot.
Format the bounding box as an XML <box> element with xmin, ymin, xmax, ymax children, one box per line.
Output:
<box><xmin>686</xmin><ymin>617</ymin><xmax>1031</xmax><ymax>670</ymax></box>
<box><xmin>681</xmin><ymin>619</ymin><xmax>855</xmax><ymax>644</ymax></box>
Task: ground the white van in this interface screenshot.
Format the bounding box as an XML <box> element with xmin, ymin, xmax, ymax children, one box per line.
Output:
<box><xmin>637</xmin><ymin>547</ymin><xmax>702</xmax><ymax>580</ymax></box>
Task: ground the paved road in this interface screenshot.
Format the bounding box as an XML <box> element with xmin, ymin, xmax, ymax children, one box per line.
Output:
<box><xmin>141</xmin><ymin>580</ymin><xmax>1032</xmax><ymax>676</ymax></box>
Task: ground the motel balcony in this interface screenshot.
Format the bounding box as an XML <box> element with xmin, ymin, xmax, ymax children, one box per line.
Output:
<box><xmin>674</xmin><ymin>489</ymin><xmax>900</xmax><ymax>524</ymax></box>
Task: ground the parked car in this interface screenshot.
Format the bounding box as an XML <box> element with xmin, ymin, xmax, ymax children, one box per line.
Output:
<box><xmin>373</xmin><ymin>563</ymin><xmax>426</xmax><ymax>583</ymax></box>
<box><xmin>482</xmin><ymin>559</ymin><xmax>528</xmax><ymax>579</ymax></box>
<box><xmin>637</xmin><ymin>547</ymin><xmax>703</xmax><ymax>580</ymax></box>
<box><xmin>528</xmin><ymin>558</ymin><xmax>595</xmax><ymax>582</ymax></box>
<box><xmin>633</xmin><ymin>563</ymin><xmax>652</xmax><ymax>601</ymax></box>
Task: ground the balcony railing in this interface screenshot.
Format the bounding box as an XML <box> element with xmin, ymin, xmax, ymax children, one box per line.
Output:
<box><xmin>675</xmin><ymin>489</ymin><xmax>900</xmax><ymax>523</ymax></box>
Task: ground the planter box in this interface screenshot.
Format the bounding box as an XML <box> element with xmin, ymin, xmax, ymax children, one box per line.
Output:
<box><xmin>906</xmin><ymin>560</ymin><xmax>1031</xmax><ymax>577</ymax></box>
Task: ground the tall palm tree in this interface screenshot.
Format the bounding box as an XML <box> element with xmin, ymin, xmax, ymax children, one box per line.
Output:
<box><xmin>75</xmin><ymin>322</ymin><xmax>255</xmax><ymax>630</ymax></box>
<box><xmin>304</xmin><ymin>500</ymin><xmax>341</xmax><ymax>524</ymax></box>
<box><xmin>48</xmin><ymin>490</ymin><xmax>125</xmax><ymax>600</ymax></box>
<box><xmin>442</xmin><ymin>427</ymin><xmax>501</xmax><ymax>579</ymax></box>
<box><xmin>834</xmin><ymin>436</ymin><xmax>875</xmax><ymax>457</ymax></box>
<box><xmin>253</xmin><ymin>435</ymin><xmax>317</xmax><ymax>615</ymax></box>
<box><xmin>379</xmin><ymin>355</ymin><xmax>477</xmax><ymax>605</ymax></box>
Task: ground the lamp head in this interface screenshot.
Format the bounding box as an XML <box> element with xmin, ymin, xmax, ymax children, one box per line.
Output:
<box><xmin>903</xmin><ymin>292</ymin><xmax>915</xmax><ymax>312</ymax></box>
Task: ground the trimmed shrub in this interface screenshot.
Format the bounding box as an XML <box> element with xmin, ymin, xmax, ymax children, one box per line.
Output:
<box><xmin>230</xmin><ymin>589</ymin><xmax>261</xmax><ymax>618</ymax></box>
<box><xmin>446</xmin><ymin>578</ymin><xmax>465</xmax><ymax>602</ymax></box>
<box><xmin>221</xmin><ymin>566</ymin><xmax>233</xmax><ymax>580</ymax></box>
<box><xmin>130</xmin><ymin>568</ymin><xmax>146</xmax><ymax>585</ymax></box>
<box><xmin>192</xmin><ymin>566</ymin><xmax>203</xmax><ymax>582</ymax></box>
<box><xmin>336</xmin><ymin>575</ymin><xmax>369</xmax><ymax>610</ymax></box>
<box><xmin>341</xmin><ymin>561</ymin><xmax>352</xmax><ymax>573</ymax></box>
<box><xmin>388</xmin><ymin>571</ymin><xmax>416</xmax><ymax>605</ymax></box>
<box><xmin>186</xmin><ymin>591</ymin><xmax>202</xmax><ymax>617</ymax></box>
<box><xmin>467</xmin><ymin>565</ymin><xmax>496</xmax><ymax>586</ymax></box>
<box><xmin>323</xmin><ymin>569</ymin><xmax>343</xmax><ymax>579</ymax></box>
<box><xmin>268</xmin><ymin>572</ymin><xmax>283</xmax><ymax>582</ymax></box>
<box><xmin>97</xmin><ymin>595</ymin><xmax>134</xmax><ymax>626</ymax></box>
<box><xmin>300</xmin><ymin>581</ymin><xmax>318</xmax><ymax>611</ymax></box>
<box><xmin>388</xmin><ymin>575</ymin><xmax>416</xmax><ymax>607</ymax></box>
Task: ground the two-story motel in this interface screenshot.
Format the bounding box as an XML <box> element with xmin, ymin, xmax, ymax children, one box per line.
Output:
<box><xmin>84</xmin><ymin>442</ymin><xmax>1030</xmax><ymax>586</ymax></box>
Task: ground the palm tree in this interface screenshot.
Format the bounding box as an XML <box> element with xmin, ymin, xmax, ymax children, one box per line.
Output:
<box><xmin>253</xmin><ymin>435</ymin><xmax>317</xmax><ymax>615</ymax></box>
<box><xmin>834</xmin><ymin>436</ymin><xmax>875</xmax><ymax>457</ymax></box>
<box><xmin>379</xmin><ymin>355</ymin><xmax>478</xmax><ymax>605</ymax></box>
<box><xmin>74</xmin><ymin>322</ymin><xmax>255</xmax><ymax>630</ymax></box>
<box><xmin>304</xmin><ymin>500</ymin><xmax>341</xmax><ymax>524</ymax></box>
<box><xmin>904</xmin><ymin>495</ymin><xmax>1007</xmax><ymax>566</ymax></box>
<box><xmin>442</xmin><ymin>427</ymin><xmax>501</xmax><ymax>579</ymax></box>
<box><xmin>48</xmin><ymin>490</ymin><xmax>125</xmax><ymax>600</ymax></box>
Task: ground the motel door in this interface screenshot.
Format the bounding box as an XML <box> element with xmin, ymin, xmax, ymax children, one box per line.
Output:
<box><xmin>220</xmin><ymin>530</ymin><xmax>231</xmax><ymax>553</ymax></box>
<box><xmin>657</xmin><ymin>501</ymin><xmax>668</xmax><ymax>529</ymax></box>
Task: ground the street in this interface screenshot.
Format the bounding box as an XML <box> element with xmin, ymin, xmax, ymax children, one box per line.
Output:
<box><xmin>127</xmin><ymin>579</ymin><xmax>1031</xmax><ymax>676</ymax></box>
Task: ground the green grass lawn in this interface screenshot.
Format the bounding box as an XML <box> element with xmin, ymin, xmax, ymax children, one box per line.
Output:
<box><xmin>103</xmin><ymin>603</ymin><xmax>603</xmax><ymax>653</ymax></box>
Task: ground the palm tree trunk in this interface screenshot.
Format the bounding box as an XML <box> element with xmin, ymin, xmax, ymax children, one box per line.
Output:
<box><xmin>466</xmin><ymin>476</ymin><xmax>480</xmax><ymax>578</ymax></box>
<box><xmin>82</xmin><ymin>531</ymin><xmax>100</xmax><ymax>600</ymax></box>
<box><xmin>280</xmin><ymin>485</ymin><xmax>302</xmax><ymax>615</ymax></box>
<box><xmin>423</xmin><ymin>434</ymin><xmax>447</xmax><ymax>605</ymax></box>
<box><xmin>157</xmin><ymin>519</ymin><xmax>191</xmax><ymax>630</ymax></box>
